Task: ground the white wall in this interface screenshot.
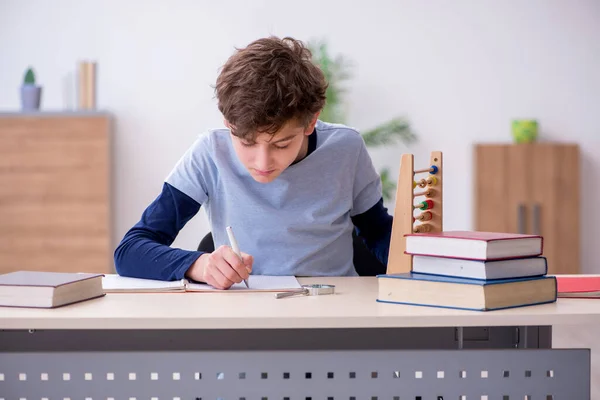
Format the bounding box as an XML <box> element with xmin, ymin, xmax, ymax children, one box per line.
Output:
<box><xmin>1</xmin><ymin>0</ymin><xmax>599</xmax><ymax>272</ymax></box>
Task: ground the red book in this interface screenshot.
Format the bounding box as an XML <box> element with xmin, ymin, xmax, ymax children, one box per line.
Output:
<box><xmin>556</xmin><ymin>276</ymin><xmax>600</xmax><ymax>298</ymax></box>
<box><xmin>404</xmin><ymin>231</ymin><xmax>543</xmax><ymax>261</ymax></box>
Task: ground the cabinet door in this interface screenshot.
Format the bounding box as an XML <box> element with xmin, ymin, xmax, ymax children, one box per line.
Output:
<box><xmin>506</xmin><ymin>145</ymin><xmax>532</xmax><ymax>234</ymax></box>
<box><xmin>474</xmin><ymin>144</ymin><xmax>530</xmax><ymax>234</ymax></box>
<box><xmin>474</xmin><ymin>145</ymin><xmax>508</xmax><ymax>232</ymax></box>
<box><xmin>530</xmin><ymin>144</ymin><xmax>580</xmax><ymax>274</ymax></box>
<box><xmin>557</xmin><ymin>144</ymin><xmax>580</xmax><ymax>274</ymax></box>
<box><xmin>0</xmin><ymin>115</ymin><xmax>111</xmax><ymax>274</ymax></box>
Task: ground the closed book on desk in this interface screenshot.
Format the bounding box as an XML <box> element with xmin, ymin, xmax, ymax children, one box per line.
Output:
<box><xmin>377</xmin><ymin>273</ymin><xmax>556</xmax><ymax>311</ymax></box>
<box><xmin>0</xmin><ymin>271</ymin><xmax>105</xmax><ymax>308</ymax></box>
<box><xmin>412</xmin><ymin>255</ymin><xmax>548</xmax><ymax>280</ymax></box>
<box><xmin>405</xmin><ymin>231</ymin><xmax>543</xmax><ymax>260</ymax></box>
<box><xmin>556</xmin><ymin>275</ymin><xmax>600</xmax><ymax>298</ymax></box>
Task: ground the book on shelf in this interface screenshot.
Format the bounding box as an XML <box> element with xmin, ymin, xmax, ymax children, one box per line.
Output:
<box><xmin>377</xmin><ymin>272</ymin><xmax>557</xmax><ymax>311</ymax></box>
<box><xmin>405</xmin><ymin>231</ymin><xmax>543</xmax><ymax>261</ymax></box>
<box><xmin>102</xmin><ymin>274</ymin><xmax>302</xmax><ymax>293</ymax></box>
<box><xmin>411</xmin><ymin>255</ymin><xmax>548</xmax><ymax>280</ymax></box>
<box><xmin>0</xmin><ymin>271</ymin><xmax>105</xmax><ymax>308</ymax></box>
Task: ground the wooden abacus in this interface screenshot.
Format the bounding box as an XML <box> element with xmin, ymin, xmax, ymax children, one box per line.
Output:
<box><xmin>387</xmin><ymin>151</ymin><xmax>443</xmax><ymax>274</ymax></box>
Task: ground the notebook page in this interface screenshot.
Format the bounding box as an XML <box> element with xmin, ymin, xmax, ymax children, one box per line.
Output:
<box><xmin>186</xmin><ymin>275</ymin><xmax>302</xmax><ymax>292</ymax></box>
<box><xmin>102</xmin><ymin>274</ymin><xmax>186</xmax><ymax>292</ymax></box>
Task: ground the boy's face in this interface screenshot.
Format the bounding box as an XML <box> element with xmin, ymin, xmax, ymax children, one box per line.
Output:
<box><xmin>228</xmin><ymin>116</ymin><xmax>318</xmax><ymax>184</ymax></box>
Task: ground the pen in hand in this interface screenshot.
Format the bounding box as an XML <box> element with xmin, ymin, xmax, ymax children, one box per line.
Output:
<box><xmin>226</xmin><ymin>226</ymin><xmax>249</xmax><ymax>288</ymax></box>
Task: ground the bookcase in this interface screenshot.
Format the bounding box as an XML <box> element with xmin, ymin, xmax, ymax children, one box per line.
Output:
<box><xmin>474</xmin><ymin>142</ymin><xmax>580</xmax><ymax>274</ymax></box>
<box><xmin>0</xmin><ymin>112</ymin><xmax>112</xmax><ymax>275</ymax></box>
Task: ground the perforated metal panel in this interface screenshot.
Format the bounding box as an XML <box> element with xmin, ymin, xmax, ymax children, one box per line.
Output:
<box><xmin>0</xmin><ymin>349</ymin><xmax>589</xmax><ymax>399</ymax></box>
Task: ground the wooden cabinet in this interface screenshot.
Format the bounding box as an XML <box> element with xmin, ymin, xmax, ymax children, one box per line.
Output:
<box><xmin>0</xmin><ymin>113</ymin><xmax>112</xmax><ymax>275</ymax></box>
<box><xmin>474</xmin><ymin>143</ymin><xmax>580</xmax><ymax>274</ymax></box>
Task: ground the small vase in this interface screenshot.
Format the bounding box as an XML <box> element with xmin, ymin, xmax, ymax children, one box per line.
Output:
<box><xmin>511</xmin><ymin>119</ymin><xmax>538</xmax><ymax>143</ymax></box>
<box><xmin>21</xmin><ymin>85</ymin><xmax>42</xmax><ymax>111</ymax></box>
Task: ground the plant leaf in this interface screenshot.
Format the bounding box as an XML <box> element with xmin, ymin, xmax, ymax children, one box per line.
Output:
<box><xmin>361</xmin><ymin>118</ymin><xmax>416</xmax><ymax>147</ymax></box>
<box><xmin>308</xmin><ymin>39</ymin><xmax>351</xmax><ymax>123</ymax></box>
<box><xmin>23</xmin><ymin>68</ymin><xmax>35</xmax><ymax>85</ymax></box>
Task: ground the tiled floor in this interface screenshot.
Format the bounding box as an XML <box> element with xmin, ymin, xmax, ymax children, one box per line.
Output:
<box><xmin>552</xmin><ymin>323</ymin><xmax>599</xmax><ymax>398</ymax></box>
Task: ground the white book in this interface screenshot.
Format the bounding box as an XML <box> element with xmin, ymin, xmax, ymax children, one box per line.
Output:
<box><xmin>411</xmin><ymin>255</ymin><xmax>548</xmax><ymax>280</ymax></box>
<box><xmin>0</xmin><ymin>271</ymin><xmax>105</xmax><ymax>308</ymax></box>
<box><xmin>102</xmin><ymin>274</ymin><xmax>302</xmax><ymax>293</ymax></box>
<box><xmin>405</xmin><ymin>231</ymin><xmax>543</xmax><ymax>260</ymax></box>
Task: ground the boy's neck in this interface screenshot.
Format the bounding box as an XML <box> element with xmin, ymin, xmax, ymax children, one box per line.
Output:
<box><xmin>293</xmin><ymin>128</ymin><xmax>316</xmax><ymax>164</ymax></box>
<box><xmin>295</xmin><ymin>136</ymin><xmax>310</xmax><ymax>162</ymax></box>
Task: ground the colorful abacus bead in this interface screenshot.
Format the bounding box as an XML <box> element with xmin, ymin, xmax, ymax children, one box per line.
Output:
<box><xmin>414</xmin><ymin>223</ymin><xmax>432</xmax><ymax>233</ymax></box>
<box><xmin>418</xmin><ymin>179</ymin><xmax>427</xmax><ymax>188</ymax></box>
<box><xmin>417</xmin><ymin>211</ymin><xmax>433</xmax><ymax>221</ymax></box>
<box><xmin>413</xmin><ymin>180</ymin><xmax>417</xmax><ymax>189</ymax></box>
<box><xmin>417</xmin><ymin>199</ymin><xmax>434</xmax><ymax>210</ymax></box>
<box><xmin>426</xmin><ymin>176</ymin><xmax>438</xmax><ymax>186</ymax></box>
<box><xmin>430</xmin><ymin>165</ymin><xmax>438</xmax><ymax>174</ymax></box>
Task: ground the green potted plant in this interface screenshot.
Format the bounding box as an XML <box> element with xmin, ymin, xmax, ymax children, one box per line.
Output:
<box><xmin>309</xmin><ymin>39</ymin><xmax>416</xmax><ymax>202</ymax></box>
<box><xmin>21</xmin><ymin>67</ymin><xmax>42</xmax><ymax>111</ymax></box>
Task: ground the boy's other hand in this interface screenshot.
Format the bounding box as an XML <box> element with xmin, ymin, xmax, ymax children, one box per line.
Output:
<box><xmin>188</xmin><ymin>245</ymin><xmax>253</xmax><ymax>289</ymax></box>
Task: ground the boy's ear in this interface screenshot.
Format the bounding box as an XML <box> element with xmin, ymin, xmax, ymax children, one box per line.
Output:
<box><xmin>305</xmin><ymin>112</ymin><xmax>320</xmax><ymax>134</ymax></box>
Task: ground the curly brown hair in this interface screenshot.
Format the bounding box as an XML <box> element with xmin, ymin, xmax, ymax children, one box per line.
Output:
<box><xmin>215</xmin><ymin>36</ymin><xmax>327</xmax><ymax>141</ymax></box>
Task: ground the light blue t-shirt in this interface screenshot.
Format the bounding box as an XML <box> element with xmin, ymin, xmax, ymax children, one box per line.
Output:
<box><xmin>165</xmin><ymin>120</ymin><xmax>382</xmax><ymax>277</ymax></box>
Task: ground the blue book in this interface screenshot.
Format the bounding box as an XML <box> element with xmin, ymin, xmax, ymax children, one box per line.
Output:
<box><xmin>377</xmin><ymin>272</ymin><xmax>557</xmax><ymax>311</ymax></box>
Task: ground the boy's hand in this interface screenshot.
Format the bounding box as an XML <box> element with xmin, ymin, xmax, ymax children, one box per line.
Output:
<box><xmin>188</xmin><ymin>245</ymin><xmax>253</xmax><ymax>290</ymax></box>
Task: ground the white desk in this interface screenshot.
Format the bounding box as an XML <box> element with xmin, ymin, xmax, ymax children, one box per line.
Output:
<box><xmin>1</xmin><ymin>276</ymin><xmax>597</xmax><ymax>399</ymax></box>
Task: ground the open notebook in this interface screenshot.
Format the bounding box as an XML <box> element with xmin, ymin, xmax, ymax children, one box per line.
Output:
<box><xmin>102</xmin><ymin>274</ymin><xmax>302</xmax><ymax>293</ymax></box>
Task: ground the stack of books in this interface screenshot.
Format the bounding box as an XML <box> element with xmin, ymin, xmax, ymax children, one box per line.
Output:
<box><xmin>377</xmin><ymin>231</ymin><xmax>557</xmax><ymax>311</ymax></box>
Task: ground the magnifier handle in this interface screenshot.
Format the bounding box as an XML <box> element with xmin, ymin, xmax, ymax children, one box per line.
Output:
<box><xmin>275</xmin><ymin>288</ymin><xmax>309</xmax><ymax>299</ymax></box>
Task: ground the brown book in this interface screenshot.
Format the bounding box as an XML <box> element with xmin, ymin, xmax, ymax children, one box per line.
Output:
<box><xmin>377</xmin><ymin>272</ymin><xmax>556</xmax><ymax>311</ymax></box>
<box><xmin>0</xmin><ymin>271</ymin><xmax>105</xmax><ymax>308</ymax></box>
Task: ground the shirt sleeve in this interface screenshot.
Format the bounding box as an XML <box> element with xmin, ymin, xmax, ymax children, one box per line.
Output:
<box><xmin>164</xmin><ymin>132</ymin><xmax>215</xmax><ymax>205</ymax></box>
<box><xmin>351</xmin><ymin>139</ymin><xmax>384</xmax><ymax>216</ymax></box>
<box><xmin>351</xmin><ymin>197</ymin><xmax>393</xmax><ymax>267</ymax></box>
<box><xmin>113</xmin><ymin>182</ymin><xmax>204</xmax><ymax>281</ymax></box>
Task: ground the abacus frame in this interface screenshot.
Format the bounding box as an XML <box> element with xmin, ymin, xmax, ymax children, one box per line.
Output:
<box><xmin>386</xmin><ymin>151</ymin><xmax>443</xmax><ymax>274</ymax></box>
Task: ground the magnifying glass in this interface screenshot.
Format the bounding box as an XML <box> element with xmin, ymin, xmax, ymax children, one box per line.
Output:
<box><xmin>275</xmin><ymin>284</ymin><xmax>335</xmax><ymax>299</ymax></box>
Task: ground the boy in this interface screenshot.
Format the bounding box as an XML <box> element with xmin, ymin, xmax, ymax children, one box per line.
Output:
<box><xmin>114</xmin><ymin>36</ymin><xmax>393</xmax><ymax>289</ymax></box>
